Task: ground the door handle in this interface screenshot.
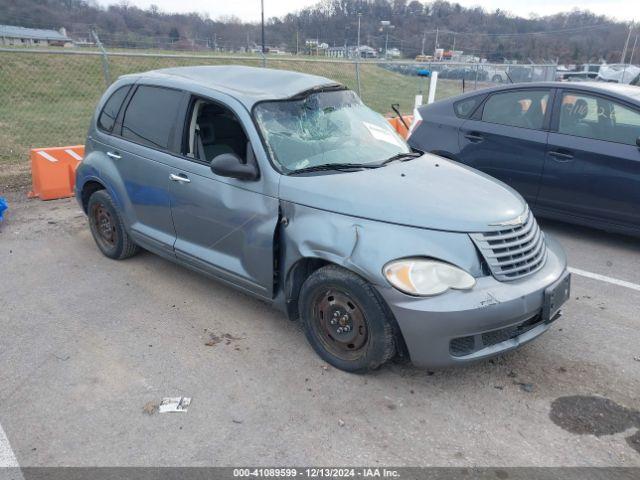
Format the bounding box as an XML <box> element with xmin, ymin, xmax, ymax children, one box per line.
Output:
<box><xmin>464</xmin><ymin>132</ymin><xmax>484</xmax><ymax>142</ymax></box>
<box><xmin>169</xmin><ymin>173</ymin><xmax>191</xmax><ymax>183</ymax></box>
<box><xmin>548</xmin><ymin>150</ymin><xmax>574</xmax><ymax>161</ymax></box>
<box><xmin>106</xmin><ymin>151</ymin><xmax>121</xmax><ymax>160</ymax></box>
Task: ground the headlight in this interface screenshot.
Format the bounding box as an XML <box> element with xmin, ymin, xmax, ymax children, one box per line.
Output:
<box><xmin>383</xmin><ymin>258</ymin><xmax>476</xmax><ymax>296</ymax></box>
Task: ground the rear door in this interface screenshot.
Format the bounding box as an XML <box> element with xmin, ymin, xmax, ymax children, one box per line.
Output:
<box><xmin>105</xmin><ymin>84</ymin><xmax>187</xmax><ymax>255</ymax></box>
<box><xmin>537</xmin><ymin>89</ymin><xmax>640</xmax><ymax>229</ymax></box>
<box><xmin>458</xmin><ymin>88</ymin><xmax>552</xmax><ymax>205</ymax></box>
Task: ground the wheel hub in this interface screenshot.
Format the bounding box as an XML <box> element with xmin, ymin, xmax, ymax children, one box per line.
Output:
<box><xmin>329</xmin><ymin>309</ymin><xmax>353</xmax><ymax>334</ymax></box>
<box><xmin>91</xmin><ymin>203</ymin><xmax>117</xmax><ymax>247</ymax></box>
<box><xmin>311</xmin><ymin>289</ymin><xmax>368</xmax><ymax>359</ymax></box>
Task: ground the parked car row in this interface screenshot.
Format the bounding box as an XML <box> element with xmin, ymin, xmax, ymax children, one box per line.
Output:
<box><xmin>382</xmin><ymin>62</ymin><xmax>554</xmax><ymax>84</ymax></box>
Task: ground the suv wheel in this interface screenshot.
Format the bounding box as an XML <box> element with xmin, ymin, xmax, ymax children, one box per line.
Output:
<box><xmin>298</xmin><ymin>265</ymin><xmax>396</xmax><ymax>373</ymax></box>
<box><xmin>87</xmin><ymin>190</ymin><xmax>139</xmax><ymax>260</ymax></box>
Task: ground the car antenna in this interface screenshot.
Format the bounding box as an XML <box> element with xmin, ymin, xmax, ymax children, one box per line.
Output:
<box><xmin>391</xmin><ymin>103</ymin><xmax>410</xmax><ymax>131</ymax></box>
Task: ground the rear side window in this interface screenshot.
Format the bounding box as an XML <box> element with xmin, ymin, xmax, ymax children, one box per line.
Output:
<box><xmin>482</xmin><ymin>90</ymin><xmax>549</xmax><ymax>130</ymax></box>
<box><xmin>97</xmin><ymin>86</ymin><xmax>130</xmax><ymax>133</ymax></box>
<box><xmin>121</xmin><ymin>85</ymin><xmax>183</xmax><ymax>150</ymax></box>
<box><xmin>559</xmin><ymin>92</ymin><xmax>640</xmax><ymax>145</ymax></box>
<box><xmin>454</xmin><ymin>97</ymin><xmax>480</xmax><ymax>118</ymax></box>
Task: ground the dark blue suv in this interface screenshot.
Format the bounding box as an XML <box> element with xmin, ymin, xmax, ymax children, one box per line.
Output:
<box><xmin>408</xmin><ymin>82</ymin><xmax>640</xmax><ymax>237</ymax></box>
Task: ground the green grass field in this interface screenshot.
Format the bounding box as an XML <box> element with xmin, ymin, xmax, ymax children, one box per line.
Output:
<box><xmin>0</xmin><ymin>50</ymin><xmax>467</xmax><ymax>167</ymax></box>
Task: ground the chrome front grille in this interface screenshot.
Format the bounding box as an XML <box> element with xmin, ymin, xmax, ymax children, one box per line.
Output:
<box><xmin>470</xmin><ymin>212</ymin><xmax>548</xmax><ymax>281</ymax></box>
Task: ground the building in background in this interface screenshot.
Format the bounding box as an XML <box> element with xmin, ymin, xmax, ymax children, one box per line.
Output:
<box><xmin>326</xmin><ymin>46</ymin><xmax>347</xmax><ymax>58</ymax></box>
<box><xmin>353</xmin><ymin>45</ymin><xmax>377</xmax><ymax>58</ymax></box>
<box><xmin>326</xmin><ymin>45</ymin><xmax>378</xmax><ymax>59</ymax></box>
<box><xmin>0</xmin><ymin>25</ymin><xmax>72</xmax><ymax>47</ymax></box>
<box><xmin>305</xmin><ymin>39</ymin><xmax>329</xmax><ymax>56</ymax></box>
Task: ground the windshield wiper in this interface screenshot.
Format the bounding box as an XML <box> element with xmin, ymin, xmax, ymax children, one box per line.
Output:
<box><xmin>287</xmin><ymin>162</ymin><xmax>381</xmax><ymax>175</ymax></box>
<box><xmin>379</xmin><ymin>152</ymin><xmax>422</xmax><ymax>166</ymax></box>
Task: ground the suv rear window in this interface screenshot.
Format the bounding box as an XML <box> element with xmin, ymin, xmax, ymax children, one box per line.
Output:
<box><xmin>453</xmin><ymin>97</ymin><xmax>481</xmax><ymax>118</ymax></box>
<box><xmin>97</xmin><ymin>86</ymin><xmax>130</xmax><ymax>133</ymax></box>
<box><xmin>121</xmin><ymin>85</ymin><xmax>183</xmax><ymax>150</ymax></box>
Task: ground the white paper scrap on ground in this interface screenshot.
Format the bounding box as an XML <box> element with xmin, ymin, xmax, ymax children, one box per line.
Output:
<box><xmin>159</xmin><ymin>397</ymin><xmax>191</xmax><ymax>413</ymax></box>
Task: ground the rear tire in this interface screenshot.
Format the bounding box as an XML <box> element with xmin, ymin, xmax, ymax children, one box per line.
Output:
<box><xmin>298</xmin><ymin>265</ymin><xmax>396</xmax><ymax>373</ymax></box>
<box><xmin>87</xmin><ymin>190</ymin><xmax>139</xmax><ymax>260</ymax></box>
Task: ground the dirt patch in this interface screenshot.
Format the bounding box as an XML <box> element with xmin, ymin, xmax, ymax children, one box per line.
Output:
<box><xmin>0</xmin><ymin>163</ymin><xmax>31</xmax><ymax>193</ymax></box>
<box><xmin>204</xmin><ymin>332</ymin><xmax>245</xmax><ymax>347</ymax></box>
<box><xmin>550</xmin><ymin>395</ymin><xmax>640</xmax><ymax>454</ymax></box>
<box><xmin>142</xmin><ymin>400</ymin><xmax>158</xmax><ymax>415</ymax></box>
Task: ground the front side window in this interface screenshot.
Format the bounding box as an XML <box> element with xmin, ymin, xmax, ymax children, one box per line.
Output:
<box><xmin>121</xmin><ymin>85</ymin><xmax>183</xmax><ymax>150</ymax></box>
<box><xmin>184</xmin><ymin>98</ymin><xmax>249</xmax><ymax>163</ymax></box>
<box><xmin>454</xmin><ymin>96</ymin><xmax>481</xmax><ymax>118</ymax></box>
<box><xmin>559</xmin><ymin>92</ymin><xmax>640</xmax><ymax>146</ymax></box>
<box><xmin>482</xmin><ymin>90</ymin><xmax>549</xmax><ymax>130</ymax></box>
<box><xmin>97</xmin><ymin>85</ymin><xmax>130</xmax><ymax>133</ymax></box>
<box><xmin>254</xmin><ymin>89</ymin><xmax>410</xmax><ymax>173</ymax></box>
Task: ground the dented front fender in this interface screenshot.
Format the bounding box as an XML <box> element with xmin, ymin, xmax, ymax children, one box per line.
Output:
<box><xmin>279</xmin><ymin>201</ymin><xmax>484</xmax><ymax>292</ymax></box>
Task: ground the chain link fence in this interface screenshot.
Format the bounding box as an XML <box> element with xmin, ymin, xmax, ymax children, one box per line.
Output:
<box><xmin>0</xmin><ymin>47</ymin><xmax>556</xmax><ymax>165</ymax></box>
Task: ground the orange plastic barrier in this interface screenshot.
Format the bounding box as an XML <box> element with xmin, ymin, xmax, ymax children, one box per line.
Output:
<box><xmin>386</xmin><ymin>115</ymin><xmax>414</xmax><ymax>139</ymax></box>
<box><xmin>28</xmin><ymin>145</ymin><xmax>84</xmax><ymax>201</ymax></box>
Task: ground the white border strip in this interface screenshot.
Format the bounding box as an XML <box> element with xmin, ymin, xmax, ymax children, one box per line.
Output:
<box><xmin>36</xmin><ymin>150</ymin><xmax>58</xmax><ymax>163</ymax></box>
<box><xmin>64</xmin><ymin>149</ymin><xmax>83</xmax><ymax>161</ymax></box>
<box><xmin>0</xmin><ymin>423</ymin><xmax>18</xmax><ymax>468</ymax></box>
<box><xmin>568</xmin><ymin>267</ymin><xmax>640</xmax><ymax>292</ymax></box>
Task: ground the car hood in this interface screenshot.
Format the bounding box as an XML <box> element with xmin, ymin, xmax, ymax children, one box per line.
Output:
<box><xmin>278</xmin><ymin>154</ymin><xmax>527</xmax><ymax>233</ymax></box>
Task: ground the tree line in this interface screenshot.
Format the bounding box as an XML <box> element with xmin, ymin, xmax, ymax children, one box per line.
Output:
<box><xmin>0</xmin><ymin>0</ymin><xmax>634</xmax><ymax>63</ymax></box>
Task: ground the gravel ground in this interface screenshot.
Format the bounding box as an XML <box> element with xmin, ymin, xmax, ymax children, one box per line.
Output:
<box><xmin>0</xmin><ymin>189</ymin><xmax>639</xmax><ymax>467</ymax></box>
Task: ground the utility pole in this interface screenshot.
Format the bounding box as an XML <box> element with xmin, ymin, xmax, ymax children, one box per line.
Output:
<box><xmin>452</xmin><ymin>33</ymin><xmax>456</xmax><ymax>52</ymax></box>
<box><xmin>357</xmin><ymin>13</ymin><xmax>362</xmax><ymax>58</ymax></box>
<box><xmin>434</xmin><ymin>27</ymin><xmax>439</xmax><ymax>57</ymax></box>
<box><xmin>296</xmin><ymin>30</ymin><xmax>299</xmax><ymax>55</ymax></box>
<box><xmin>630</xmin><ymin>35</ymin><xmax>638</xmax><ymax>65</ymax></box>
<box><xmin>621</xmin><ymin>22</ymin><xmax>633</xmax><ymax>63</ymax></box>
<box><xmin>344</xmin><ymin>31</ymin><xmax>347</xmax><ymax>57</ymax></box>
<box><xmin>380</xmin><ymin>20</ymin><xmax>393</xmax><ymax>59</ymax></box>
<box><xmin>385</xmin><ymin>30</ymin><xmax>389</xmax><ymax>58</ymax></box>
<box><xmin>261</xmin><ymin>0</ymin><xmax>266</xmax><ymax>54</ymax></box>
<box><xmin>421</xmin><ymin>30</ymin><xmax>426</xmax><ymax>56</ymax></box>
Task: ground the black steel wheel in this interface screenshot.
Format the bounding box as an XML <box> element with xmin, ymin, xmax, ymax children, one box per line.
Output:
<box><xmin>299</xmin><ymin>265</ymin><xmax>396</xmax><ymax>373</ymax></box>
<box><xmin>310</xmin><ymin>289</ymin><xmax>369</xmax><ymax>361</ymax></box>
<box><xmin>87</xmin><ymin>189</ymin><xmax>139</xmax><ymax>260</ymax></box>
<box><xmin>90</xmin><ymin>201</ymin><xmax>118</xmax><ymax>250</ymax></box>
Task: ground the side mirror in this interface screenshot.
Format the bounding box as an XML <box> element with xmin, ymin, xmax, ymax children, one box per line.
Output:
<box><xmin>636</xmin><ymin>137</ymin><xmax>640</xmax><ymax>148</ymax></box>
<box><xmin>210</xmin><ymin>153</ymin><xmax>259</xmax><ymax>181</ymax></box>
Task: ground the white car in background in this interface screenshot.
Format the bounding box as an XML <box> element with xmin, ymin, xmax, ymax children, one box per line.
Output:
<box><xmin>598</xmin><ymin>64</ymin><xmax>640</xmax><ymax>84</ymax></box>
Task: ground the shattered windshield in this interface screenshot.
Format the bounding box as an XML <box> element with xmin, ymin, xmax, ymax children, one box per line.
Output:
<box><xmin>253</xmin><ymin>89</ymin><xmax>411</xmax><ymax>173</ymax></box>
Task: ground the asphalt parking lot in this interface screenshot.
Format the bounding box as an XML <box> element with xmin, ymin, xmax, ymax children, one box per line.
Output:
<box><xmin>0</xmin><ymin>191</ymin><xmax>639</xmax><ymax>467</ymax></box>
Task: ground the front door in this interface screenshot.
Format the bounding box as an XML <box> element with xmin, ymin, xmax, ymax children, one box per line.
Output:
<box><xmin>537</xmin><ymin>90</ymin><xmax>640</xmax><ymax>230</ymax></box>
<box><xmin>167</xmin><ymin>96</ymin><xmax>279</xmax><ymax>298</ymax></box>
<box><xmin>458</xmin><ymin>88</ymin><xmax>552</xmax><ymax>205</ymax></box>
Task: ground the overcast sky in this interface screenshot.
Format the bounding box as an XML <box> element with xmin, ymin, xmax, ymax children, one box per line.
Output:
<box><xmin>97</xmin><ymin>0</ymin><xmax>639</xmax><ymax>23</ymax></box>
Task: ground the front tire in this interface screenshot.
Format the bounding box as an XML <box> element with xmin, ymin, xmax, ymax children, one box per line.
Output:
<box><xmin>298</xmin><ymin>265</ymin><xmax>396</xmax><ymax>373</ymax></box>
<box><xmin>87</xmin><ymin>190</ymin><xmax>139</xmax><ymax>260</ymax></box>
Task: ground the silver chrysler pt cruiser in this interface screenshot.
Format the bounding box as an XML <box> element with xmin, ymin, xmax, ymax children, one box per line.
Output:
<box><xmin>76</xmin><ymin>66</ymin><xmax>570</xmax><ymax>372</ymax></box>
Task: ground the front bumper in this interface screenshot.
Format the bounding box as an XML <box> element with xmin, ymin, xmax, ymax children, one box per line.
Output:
<box><xmin>377</xmin><ymin>235</ymin><xmax>569</xmax><ymax>368</ymax></box>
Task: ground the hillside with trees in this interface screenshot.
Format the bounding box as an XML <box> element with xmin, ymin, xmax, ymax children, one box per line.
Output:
<box><xmin>0</xmin><ymin>0</ymin><xmax>634</xmax><ymax>63</ymax></box>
